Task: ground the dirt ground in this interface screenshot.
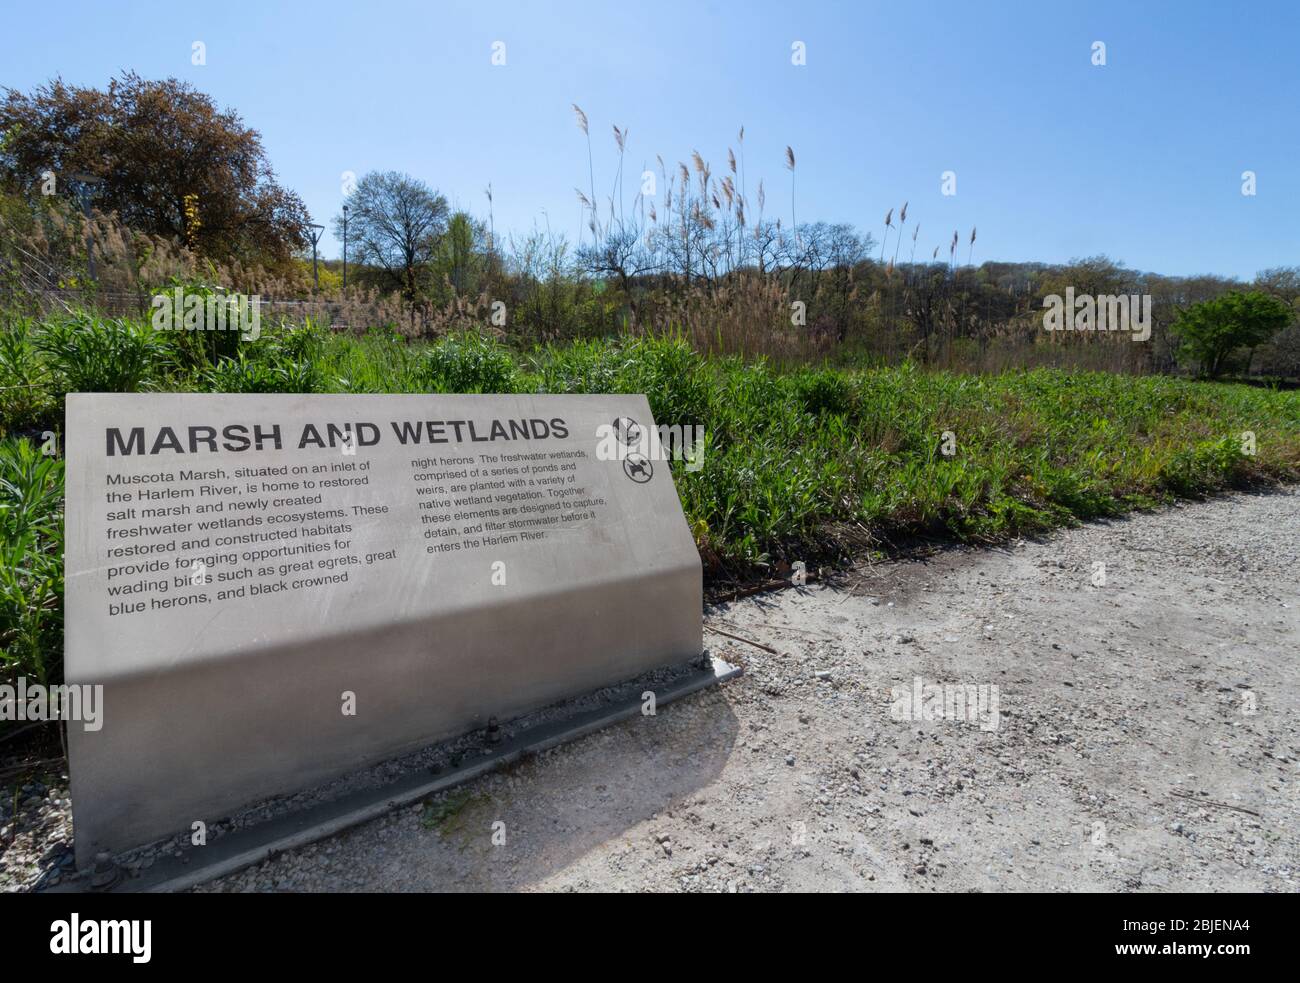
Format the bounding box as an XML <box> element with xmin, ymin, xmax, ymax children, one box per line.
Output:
<box><xmin>193</xmin><ymin>488</ymin><xmax>1298</xmax><ymax>892</ymax></box>
<box><xmin>5</xmin><ymin>489</ymin><xmax>1296</xmax><ymax>892</ymax></box>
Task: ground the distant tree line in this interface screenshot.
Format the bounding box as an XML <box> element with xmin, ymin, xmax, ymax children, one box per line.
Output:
<box><xmin>2</xmin><ymin>75</ymin><xmax>1297</xmax><ymax>379</ymax></box>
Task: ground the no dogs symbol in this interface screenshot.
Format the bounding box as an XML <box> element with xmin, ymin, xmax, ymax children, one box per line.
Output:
<box><xmin>623</xmin><ymin>454</ymin><xmax>653</xmax><ymax>483</ymax></box>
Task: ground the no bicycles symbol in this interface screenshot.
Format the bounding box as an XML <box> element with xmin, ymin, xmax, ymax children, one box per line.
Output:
<box><xmin>613</xmin><ymin>417</ymin><xmax>641</xmax><ymax>446</ymax></box>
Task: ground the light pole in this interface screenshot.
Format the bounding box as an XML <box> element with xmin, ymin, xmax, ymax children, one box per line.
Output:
<box><xmin>69</xmin><ymin>173</ymin><xmax>103</xmax><ymax>282</ymax></box>
<box><xmin>307</xmin><ymin>223</ymin><xmax>324</xmax><ymax>291</ymax></box>
<box><xmin>342</xmin><ymin>204</ymin><xmax>349</xmax><ymax>291</ymax></box>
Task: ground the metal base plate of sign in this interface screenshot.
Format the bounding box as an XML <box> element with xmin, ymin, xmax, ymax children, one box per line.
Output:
<box><xmin>46</xmin><ymin>653</ymin><xmax>739</xmax><ymax>894</ymax></box>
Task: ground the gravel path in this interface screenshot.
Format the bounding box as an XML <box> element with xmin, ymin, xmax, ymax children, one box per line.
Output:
<box><xmin>7</xmin><ymin>489</ymin><xmax>1296</xmax><ymax>892</ymax></box>
<box><xmin>197</xmin><ymin>488</ymin><xmax>1299</xmax><ymax>892</ymax></box>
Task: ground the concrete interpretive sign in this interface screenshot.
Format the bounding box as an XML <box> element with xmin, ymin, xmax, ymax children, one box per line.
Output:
<box><xmin>65</xmin><ymin>393</ymin><xmax>702</xmax><ymax>864</ymax></box>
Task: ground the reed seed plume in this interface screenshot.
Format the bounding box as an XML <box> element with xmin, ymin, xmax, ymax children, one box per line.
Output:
<box><xmin>736</xmin><ymin>126</ymin><xmax>748</xmax><ymax>266</ymax></box>
<box><xmin>893</xmin><ymin>201</ymin><xmax>909</xmax><ymax>266</ymax></box>
<box><xmin>785</xmin><ymin>147</ymin><xmax>797</xmax><ymax>246</ymax></box>
<box><xmin>572</xmin><ymin>103</ymin><xmax>596</xmax><ymax>243</ymax></box>
<box><xmin>608</xmin><ymin>126</ymin><xmax>629</xmax><ymax>228</ymax></box>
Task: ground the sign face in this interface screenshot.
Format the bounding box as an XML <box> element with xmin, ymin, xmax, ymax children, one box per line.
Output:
<box><xmin>65</xmin><ymin>393</ymin><xmax>701</xmax><ymax>863</ymax></box>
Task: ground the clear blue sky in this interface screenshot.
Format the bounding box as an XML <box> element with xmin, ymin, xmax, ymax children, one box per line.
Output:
<box><xmin>3</xmin><ymin>0</ymin><xmax>1296</xmax><ymax>278</ymax></box>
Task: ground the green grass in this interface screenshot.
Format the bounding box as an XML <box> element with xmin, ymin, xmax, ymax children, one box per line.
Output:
<box><xmin>2</xmin><ymin>311</ymin><xmax>1299</xmax><ymax>691</ymax></box>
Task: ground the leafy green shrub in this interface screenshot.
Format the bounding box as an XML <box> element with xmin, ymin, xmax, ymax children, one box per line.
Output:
<box><xmin>34</xmin><ymin>312</ymin><xmax>170</xmax><ymax>401</ymax></box>
<box><xmin>1158</xmin><ymin>436</ymin><xmax>1248</xmax><ymax>495</ymax></box>
<box><xmin>416</xmin><ymin>332</ymin><xmax>519</xmax><ymax>393</ymax></box>
<box><xmin>152</xmin><ymin>277</ymin><xmax>248</xmax><ymax>371</ymax></box>
<box><xmin>536</xmin><ymin>334</ymin><xmax>709</xmax><ymax>425</ymax></box>
<box><xmin>0</xmin><ymin>315</ymin><xmax>55</xmax><ymax>434</ymax></box>
<box><xmin>201</xmin><ymin>350</ymin><xmax>322</xmax><ymax>394</ymax></box>
<box><xmin>200</xmin><ymin>322</ymin><xmax>328</xmax><ymax>393</ymax></box>
<box><xmin>619</xmin><ymin>335</ymin><xmax>711</xmax><ymax>426</ymax></box>
<box><xmin>276</xmin><ymin>320</ymin><xmax>327</xmax><ymax>364</ymax></box>
<box><xmin>787</xmin><ymin>368</ymin><xmax>856</xmax><ymax>416</ymax></box>
<box><xmin>0</xmin><ymin>438</ymin><xmax>64</xmax><ymax>688</ymax></box>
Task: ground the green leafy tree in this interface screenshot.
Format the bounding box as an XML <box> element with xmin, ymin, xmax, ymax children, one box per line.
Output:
<box><xmin>431</xmin><ymin>211</ymin><xmax>487</xmax><ymax>300</ymax></box>
<box><xmin>1169</xmin><ymin>290</ymin><xmax>1294</xmax><ymax>378</ymax></box>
